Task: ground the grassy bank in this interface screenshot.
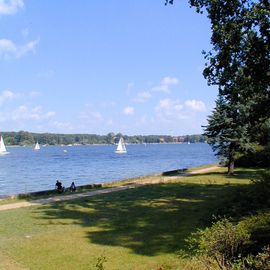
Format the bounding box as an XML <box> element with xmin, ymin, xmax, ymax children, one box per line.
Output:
<box><xmin>0</xmin><ymin>164</ymin><xmax>218</xmax><ymax>206</ymax></box>
<box><xmin>0</xmin><ymin>167</ymin><xmax>264</xmax><ymax>270</ymax></box>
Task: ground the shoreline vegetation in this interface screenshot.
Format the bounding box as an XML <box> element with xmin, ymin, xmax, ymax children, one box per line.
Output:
<box><xmin>1</xmin><ymin>131</ymin><xmax>207</xmax><ymax>146</ymax></box>
<box><xmin>1</xmin><ymin>165</ymin><xmax>268</xmax><ymax>270</ymax></box>
<box><xmin>0</xmin><ymin>164</ymin><xmax>218</xmax><ymax>205</ymax></box>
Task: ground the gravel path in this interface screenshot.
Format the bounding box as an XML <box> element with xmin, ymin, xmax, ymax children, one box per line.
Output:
<box><xmin>188</xmin><ymin>165</ymin><xmax>220</xmax><ymax>174</ymax></box>
<box><xmin>0</xmin><ymin>166</ymin><xmax>220</xmax><ymax>211</ymax></box>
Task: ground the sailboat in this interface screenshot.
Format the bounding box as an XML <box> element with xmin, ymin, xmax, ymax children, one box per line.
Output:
<box><xmin>0</xmin><ymin>136</ymin><xmax>9</xmax><ymax>155</ymax></box>
<box><xmin>34</xmin><ymin>141</ymin><xmax>40</xmax><ymax>150</ymax></box>
<box><xmin>115</xmin><ymin>137</ymin><xmax>127</xmax><ymax>154</ymax></box>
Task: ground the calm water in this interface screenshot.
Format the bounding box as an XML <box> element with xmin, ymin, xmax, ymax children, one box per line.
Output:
<box><xmin>0</xmin><ymin>143</ymin><xmax>217</xmax><ymax>196</ymax></box>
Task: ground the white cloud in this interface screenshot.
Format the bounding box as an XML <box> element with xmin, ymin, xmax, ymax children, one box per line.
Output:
<box><xmin>155</xmin><ymin>98</ymin><xmax>207</xmax><ymax>122</ymax></box>
<box><xmin>77</xmin><ymin>110</ymin><xmax>104</xmax><ymax>132</ymax></box>
<box><xmin>79</xmin><ymin>110</ymin><xmax>103</xmax><ymax>123</ymax></box>
<box><xmin>155</xmin><ymin>98</ymin><xmax>185</xmax><ymax>121</ymax></box>
<box><xmin>151</xmin><ymin>76</ymin><xmax>179</xmax><ymax>93</ymax></box>
<box><xmin>161</xmin><ymin>77</ymin><xmax>179</xmax><ymax>85</ymax></box>
<box><xmin>126</xmin><ymin>82</ymin><xmax>134</xmax><ymax>95</ymax></box>
<box><xmin>46</xmin><ymin>111</ymin><xmax>56</xmax><ymax>118</ymax></box>
<box><xmin>123</xmin><ymin>106</ymin><xmax>134</xmax><ymax>115</ymax></box>
<box><xmin>51</xmin><ymin>121</ymin><xmax>73</xmax><ymax>131</ymax></box>
<box><xmin>0</xmin><ymin>0</ymin><xmax>24</xmax><ymax>15</ymax></box>
<box><xmin>0</xmin><ymin>105</ymin><xmax>55</xmax><ymax>122</ymax></box>
<box><xmin>107</xmin><ymin>119</ymin><xmax>113</xmax><ymax>126</ymax></box>
<box><xmin>152</xmin><ymin>85</ymin><xmax>168</xmax><ymax>93</ymax></box>
<box><xmin>185</xmin><ymin>99</ymin><xmax>206</xmax><ymax>112</ymax></box>
<box><xmin>133</xmin><ymin>91</ymin><xmax>152</xmax><ymax>103</ymax></box>
<box><xmin>100</xmin><ymin>101</ymin><xmax>116</xmax><ymax>108</ymax></box>
<box><xmin>28</xmin><ymin>91</ymin><xmax>41</xmax><ymax>97</ymax></box>
<box><xmin>134</xmin><ymin>115</ymin><xmax>147</xmax><ymax>126</ymax></box>
<box><xmin>0</xmin><ymin>89</ymin><xmax>42</xmax><ymax>106</ymax></box>
<box><xmin>0</xmin><ymin>38</ymin><xmax>39</xmax><ymax>59</ymax></box>
<box><xmin>0</xmin><ymin>90</ymin><xmax>18</xmax><ymax>106</ymax></box>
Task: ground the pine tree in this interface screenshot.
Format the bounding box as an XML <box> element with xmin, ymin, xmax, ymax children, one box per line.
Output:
<box><xmin>166</xmin><ymin>0</ymin><xmax>270</xmax><ymax>172</ymax></box>
<box><xmin>204</xmin><ymin>94</ymin><xmax>252</xmax><ymax>174</ymax></box>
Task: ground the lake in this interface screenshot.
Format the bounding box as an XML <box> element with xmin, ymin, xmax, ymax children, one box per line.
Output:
<box><xmin>0</xmin><ymin>143</ymin><xmax>217</xmax><ymax>196</ymax></box>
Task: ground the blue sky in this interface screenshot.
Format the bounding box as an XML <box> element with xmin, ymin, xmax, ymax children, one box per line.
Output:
<box><xmin>0</xmin><ymin>0</ymin><xmax>217</xmax><ymax>135</ymax></box>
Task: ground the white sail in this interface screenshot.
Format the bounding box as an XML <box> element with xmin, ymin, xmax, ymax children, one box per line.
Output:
<box><xmin>34</xmin><ymin>142</ymin><xmax>40</xmax><ymax>150</ymax></box>
<box><xmin>115</xmin><ymin>137</ymin><xmax>127</xmax><ymax>154</ymax></box>
<box><xmin>0</xmin><ymin>136</ymin><xmax>9</xmax><ymax>155</ymax></box>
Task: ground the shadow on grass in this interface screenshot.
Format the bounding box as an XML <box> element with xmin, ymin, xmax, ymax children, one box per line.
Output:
<box><xmin>34</xmin><ymin>182</ymin><xmax>243</xmax><ymax>256</ymax></box>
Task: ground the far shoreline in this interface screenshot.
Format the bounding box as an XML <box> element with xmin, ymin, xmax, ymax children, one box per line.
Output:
<box><xmin>5</xmin><ymin>142</ymin><xmax>208</xmax><ymax>147</ymax></box>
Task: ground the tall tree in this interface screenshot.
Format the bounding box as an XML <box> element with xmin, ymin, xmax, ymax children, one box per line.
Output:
<box><xmin>166</xmin><ymin>0</ymin><xmax>270</xmax><ymax>173</ymax></box>
<box><xmin>193</xmin><ymin>0</ymin><xmax>269</xmax><ymax>134</ymax></box>
<box><xmin>204</xmin><ymin>94</ymin><xmax>251</xmax><ymax>174</ymax></box>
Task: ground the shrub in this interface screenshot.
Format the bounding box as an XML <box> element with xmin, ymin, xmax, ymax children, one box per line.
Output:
<box><xmin>243</xmin><ymin>245</ymin><xmax>270</xmax><ymax>270</ymax></box>
<box><xmin>239</xmin><ymin>212</ymin><xmax>270</xmax><ymax>255</ymax></box>
<box><xmin>250</xmin><ymin>170</ymin><xmax>270</xmax><ymax>207</ymax></box>
<box><xmin>188</xmin><ymin>213</ymin><xmax>270</xmax><ymax>270</ymax></box>
<box><xmin>188</xmin><ymin>218</ymin><xmax>250</xmax><ymax>269</ymax></box>
<box><xmin>215</xmin><ymin>170</ymin><xmax>270</xmax><ymax>218</ymax></box>
<box><xmin>235</xmin><ymin>146</ymin><xmax>270</xmax><ymax>168</ymax></box>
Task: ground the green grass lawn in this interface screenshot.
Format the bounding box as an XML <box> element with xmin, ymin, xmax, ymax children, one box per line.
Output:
<box><xmin>0</xmin><ymin>168</ymin><xmax>261</xmax><ymax>270</ymax></box>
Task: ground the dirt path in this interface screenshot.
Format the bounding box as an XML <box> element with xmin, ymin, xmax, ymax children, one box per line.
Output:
<box><xmin>0</xmin><ymin>185</ymin><xmax>138</xmax><ymax>211</ymax></box>
<box><xmin>137</xmin><ymin>165</ymin><xmax>220</xmax><ymax>184</ymax></box>
<box><xmin>0</xmin><ymin>166</ymin><xmax>220</xmax><ymax>212</ymax></box>
<box><xmin>188</xmin><ymin>165</ymin><xmax>220</xmax><ymax>174</ymax></box>
<box><xmin>0</xmin><ymin>252</ymin><xmax>29</xmax><ymax>270</ymax></box>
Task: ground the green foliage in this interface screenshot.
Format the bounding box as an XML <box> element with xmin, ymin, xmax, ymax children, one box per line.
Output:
<box><xmin>240</xmin><ymin>212</ymin><xmax>270</xmax><ymax>254</ymax></box>
<box><xmin>165</xmin><ymin>2</ymin><xmax>269</xmax><ymax>174</ymax></box>
<box><xmin>250</xmin><ymin>170</ymin><xmax>270</xmax><ymax>207</ymax></box>
<box><xmin>14</xmin><ymin>130</ymin><xmax>35</xmax><ymax>145</ymax></box>
<box><xmin>197</xmin><ymin>0</ymin><xmax>270</xmax><ymax>174</ymax></box>
<box><xmin>164</xmin><ymin>0</ymin><xmax>174</xmax><ymax>5</ymax></box>
<box><xmin>168</xmin><ymin>1</ymin><xmax>270</xmax><ymax>174</ymax></box>
<box><xmin>1</xmin><ymin>131</ymin><xmax>206</xmax><ymax>145</ymax></box>
<box><xmin>244</xmin><ymin>245</ymin><xmax>270</xmax><ymax>270</ymax></box>
<box><xmin>235</xmin><ymin>145</ymin><xmax>270</xmax><ymax>167</ymax></box>
<box><xmin>189</xmin><ymin>213</ymin><xmax>270</xmax><ymax>270</ymax></box>
<box><xmin>186</xmin><ymin>168</ymin><xmax>270</xmax><ymax>269</ymax></box>
<box><xmin>214</xmin><ymin>170</ymin><xmax>270</xmax><ymax>219</ymax></box>
<box><xmin>188</xmin><ymin>218</ymin><xmax>250</xmax><ymax>269</ymax></box>
<box><xmin>204</xmin><ymin>94</ymin><xmax>253</xmax><ymax>174</ymax></box>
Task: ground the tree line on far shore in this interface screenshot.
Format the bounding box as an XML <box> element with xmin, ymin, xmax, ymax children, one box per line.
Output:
<box><xmin>1</xmin><ymin>131</ymin><xmax>207</xmax><ymax>146</ymax></box>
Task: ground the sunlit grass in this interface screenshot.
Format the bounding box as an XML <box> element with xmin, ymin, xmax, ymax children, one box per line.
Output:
<box><xmin>0</xmin><ymin>167</ymin><xmax>264</xmax><ymax>269</ymax></box>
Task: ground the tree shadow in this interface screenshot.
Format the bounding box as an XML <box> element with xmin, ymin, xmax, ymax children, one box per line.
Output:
<box><xmin>34</xmin><ymin>182</ymin><xmax>242</xmax><ymax>256</ymax></box>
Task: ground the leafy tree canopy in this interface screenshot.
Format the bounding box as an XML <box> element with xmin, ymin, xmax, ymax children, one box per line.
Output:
<box><xmin>166</xmin><ymin>0</ymin><xmax>269</xmax><ymax>174</ymax></box>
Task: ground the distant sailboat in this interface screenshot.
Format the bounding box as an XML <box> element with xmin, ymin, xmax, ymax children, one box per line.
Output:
<box><xmin>34</xmin><ymin>141</ymin><xmax>40</xmax><ymax>150</ymax></box>
<box><xmin>115</xmin><ymin>137</ymin><xmax>127</xmax><ymax>154</ymax></box>
<box><xmin>0</xmin><ymin>136</ymin><xmax>9</xmax><ymax>155</ymax></box>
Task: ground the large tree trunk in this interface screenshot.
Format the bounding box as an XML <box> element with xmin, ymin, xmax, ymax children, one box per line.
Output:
<box><xmin>227</xmin><ymin>146</ymin><xmax>235</xmax><ymax>175</ymax></box>
<box><xmin>228</xmin><ymin>159</ymin><xmax>235</xmax><ymax>175</ymax></box>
